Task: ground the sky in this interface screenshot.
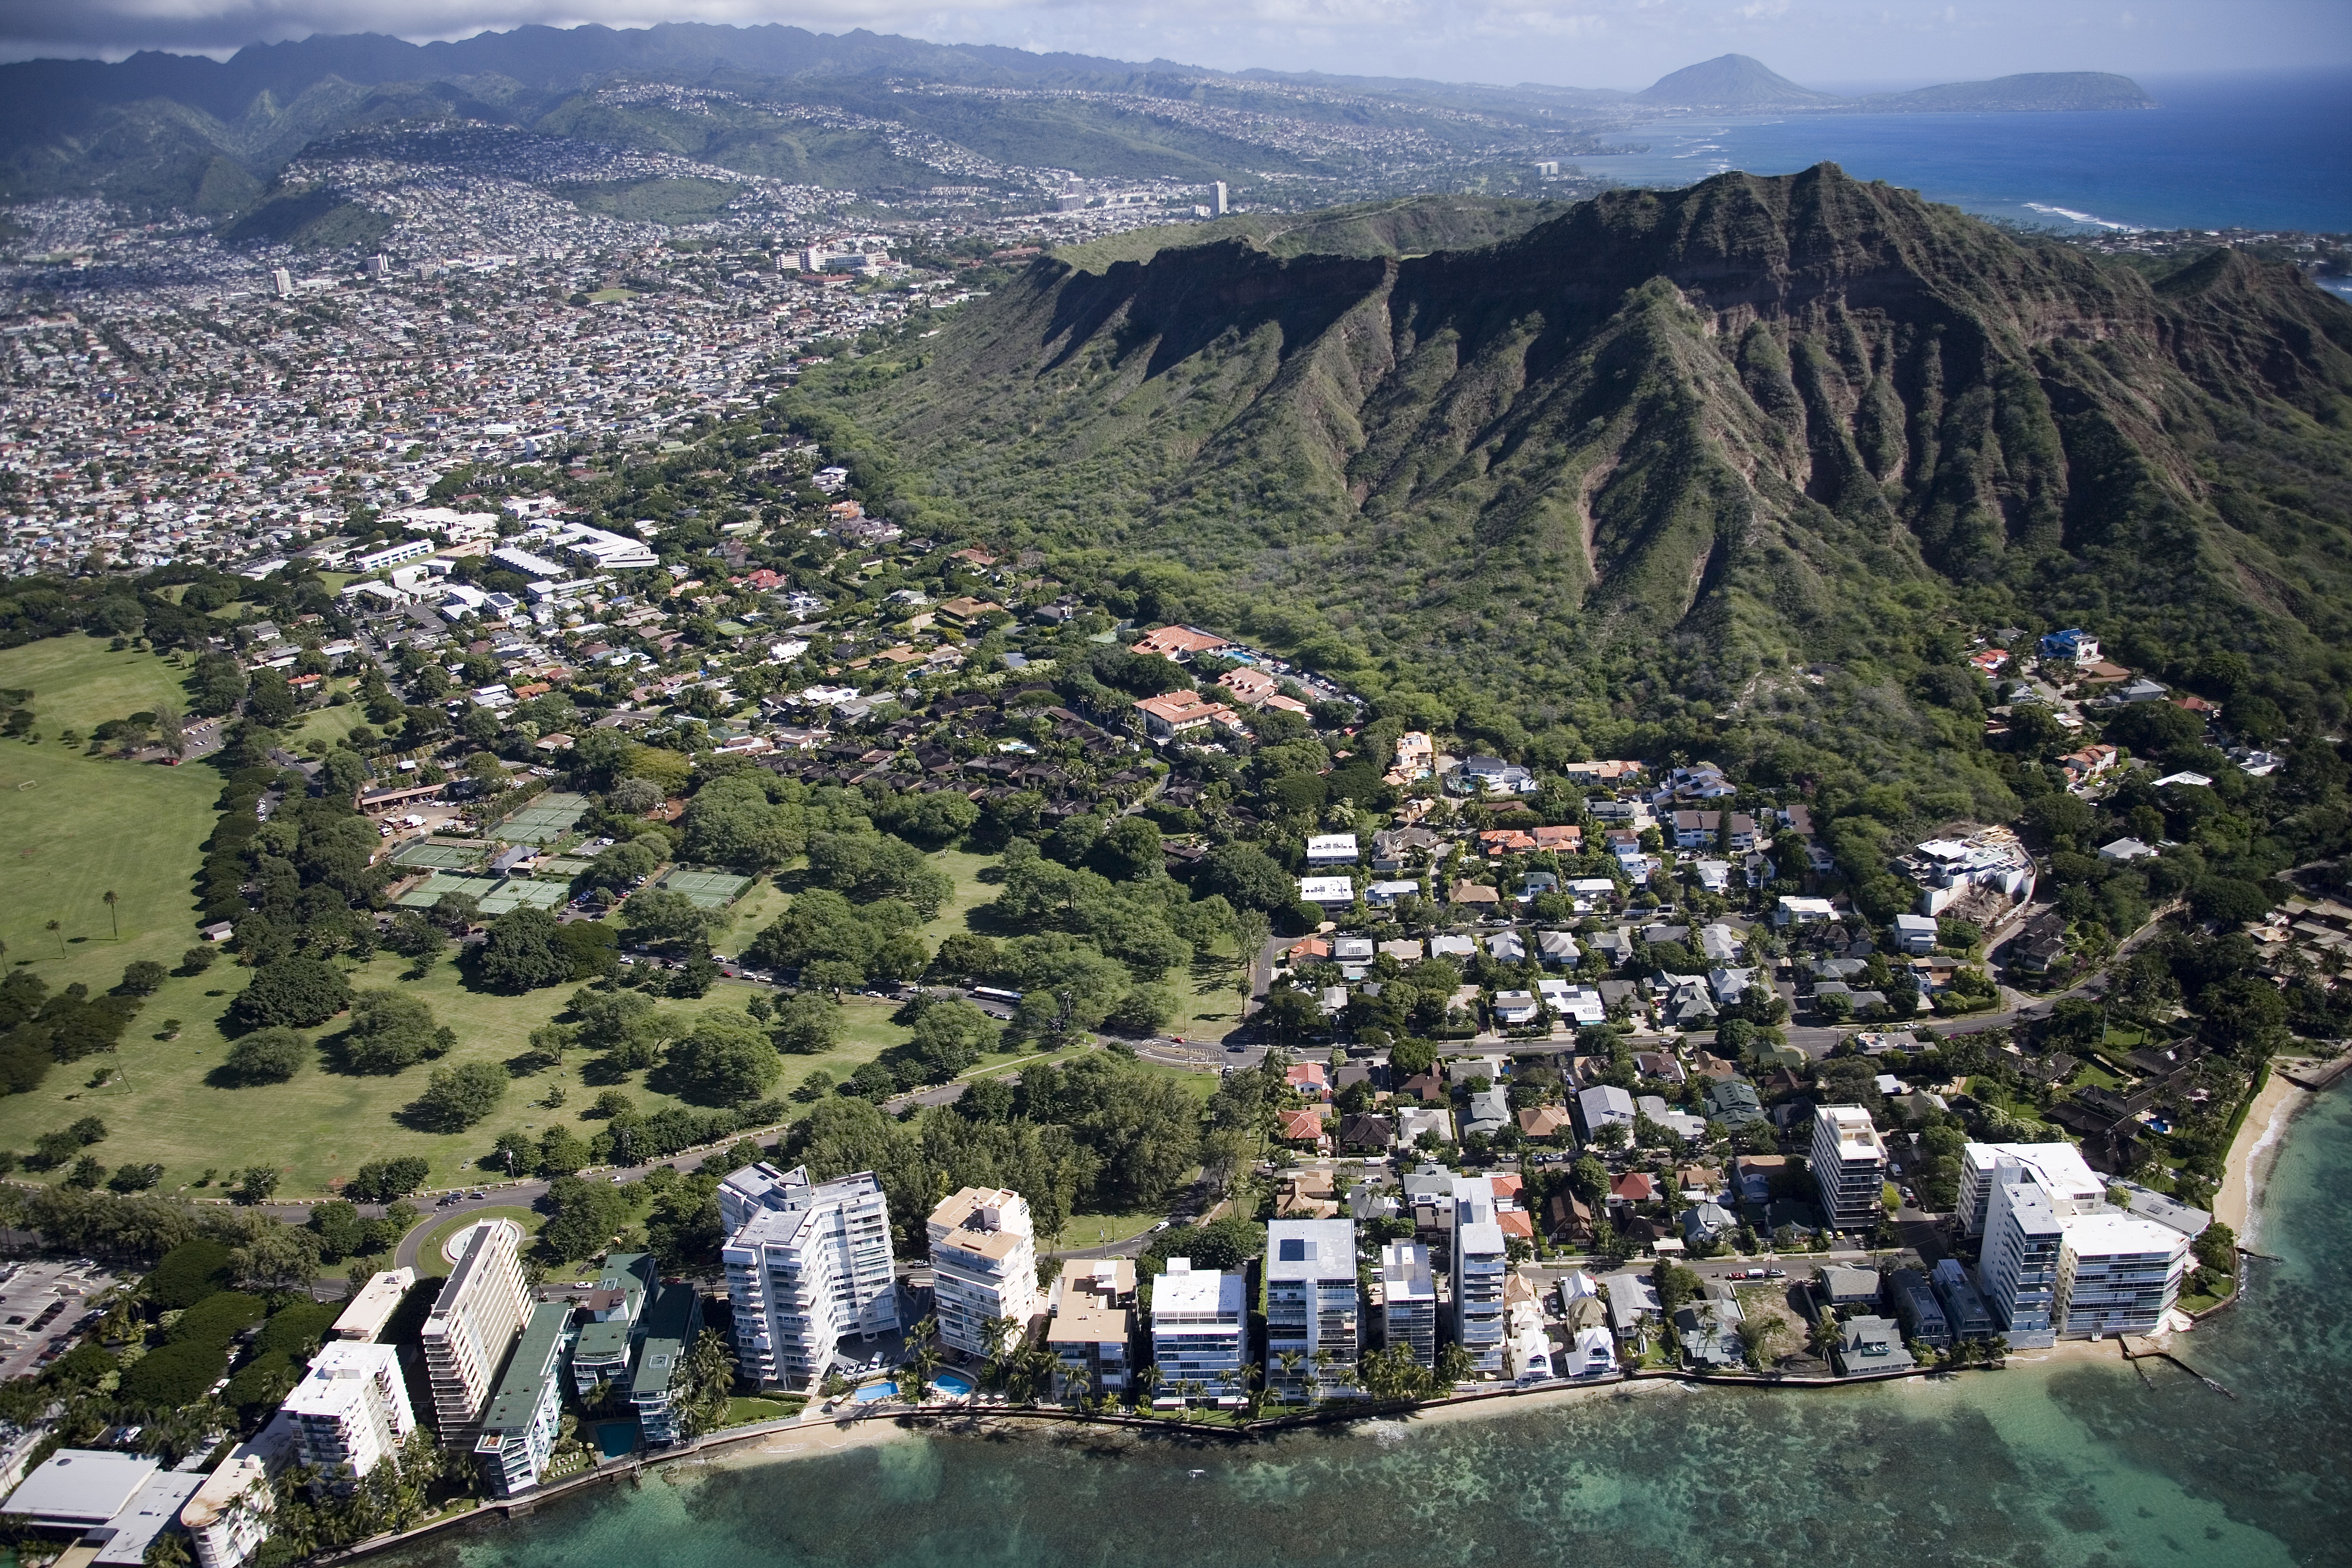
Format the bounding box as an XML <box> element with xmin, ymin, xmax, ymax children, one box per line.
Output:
<box><xmin>0</xmin><ymin>0</ymin><xmax>2345</xmax><ymax>84</ymax></box>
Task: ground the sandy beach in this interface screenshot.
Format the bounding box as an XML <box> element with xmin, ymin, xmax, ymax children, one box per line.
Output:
<box><xmin>2216</xmin><ymin>1067</ymin><xmax>2314</xmax><ymax>1242</ymax></box>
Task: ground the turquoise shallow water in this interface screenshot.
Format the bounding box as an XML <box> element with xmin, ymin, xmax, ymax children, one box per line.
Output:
<box><xmin>385</xmin><ymin>1087</ymin><xmax>2352</xmax><ymax>1568</ymax></box>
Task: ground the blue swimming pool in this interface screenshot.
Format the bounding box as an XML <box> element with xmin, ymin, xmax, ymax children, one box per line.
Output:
<box><xmin>851</xmin><ymin>1380</ymin><xmax>898</xmax><ymax>1402</ymax></box>
<box><xmin>932</xmin><ymin>1371</ymin><xmax>975</xmax><ymax>1396</ymax></box>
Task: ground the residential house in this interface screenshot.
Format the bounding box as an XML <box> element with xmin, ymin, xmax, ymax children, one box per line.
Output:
<box><xmin>1544</xmin><ymin>1192</ymin><xmax>1595</xmax><ymax>1244</ymax></box>
<box><xmin>1464</xmin><ymin>1088</ymin><xmax>1512</xmax><ymax>1139</ymax></box>
<box><xmin>1930</xmin><ymin>1259</ymin><xmax>1999</xmax><ymax>1341</ymax></box>
<box><xmin>1536</xmin><ymin>931</ymin><xmax>1581</xmax><ymax>965</ymax></box>
<box><xmin>1887</xmin><ymin>1267</ymin><xmax>1952</xmax><ymax>1351</ymax></box>
<box><xmin>1675</xmin><ymin>1282</ymin><xmax>1746</xmax><ymax>1369</ymax></box>
<box><xmin>1602</xmin><ymin>1269</ymin><xmax>1662</xmax><ymax>1344</ymax></box>
<box><xmin>1305</xmin><ymin>833</ymin><xmax>1360</xmax><ymax>867</ymax></box>
<box><xmin>1130</xmin><ymin>625</ymin><xmax>1230</xmax><ymax>661</ymax></box>
<box><xmin>1893</xmin><ymin>913</ymin><xmax>1938</xmax><ymax>954</ymax></box>
<box><xmin>1577</xmin><ymin>1085</ymin><xmax>1636</xmax><ymax>1142</ymax></box>
<box><xmin>1833</xmin><ymin>1315</ymin><xmax>1916</xmax><ymax>1375</ymax></box>
<box><xmin>1518</xmin><ymin>1104</ymin><xmax>1573</xmax><ymax>1143</ymax></box>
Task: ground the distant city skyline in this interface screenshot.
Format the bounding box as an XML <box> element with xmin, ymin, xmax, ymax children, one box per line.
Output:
<box><xmin>0</xmin><ymin>0</ymin><xmax>2344</xmax><ymax>82</ymax></box>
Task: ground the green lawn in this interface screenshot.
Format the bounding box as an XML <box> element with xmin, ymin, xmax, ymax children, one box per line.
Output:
<box><xmin>0</xmin><ymin>642</ymin><xmax>224</xmax><ymax>1000</ymax></box>
<box><xmin>0</xmin><ymin>930</ymin><xmax>907</xmax><ymax>1199</ymax></box>
<box><xmin>722</xmin><ymin>1395</ymin><xmax>806</xmax><ymax>1426</ymax></box>
<box><xmin>1055</xmin><ymin>1208</ymin><xmax>1168</xmax><ymax>1249</ymax></box>
<box><xmin>916</xmin><ymin>847</ymin><xmax>1001</xmax><ymax>944</ymax></box>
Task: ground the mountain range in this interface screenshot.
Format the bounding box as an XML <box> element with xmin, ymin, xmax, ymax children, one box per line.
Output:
<box><xmin>790</xmin><ymin>167</ymin><xmax>2352</xmax><ymax>795</ymax></box>
<box><xmin>0</xmin><ymin>25</ymin><xmax>2155</xmax><ymax>216</ymax></box>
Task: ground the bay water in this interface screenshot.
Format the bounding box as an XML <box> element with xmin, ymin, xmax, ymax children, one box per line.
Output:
<box><xmin>378</xmin><ymin>1085</ymin><xmax>2352</xmax><ymax>1568</ymax></box>
<box><xmin>1571</xmin><ymin>68</ymin><xmax>2352</xmax><ymax>238</ymax></box>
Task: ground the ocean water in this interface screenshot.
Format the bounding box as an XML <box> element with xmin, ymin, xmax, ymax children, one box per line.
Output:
<box><xmin>378</xmin><ymin>1087</ymin><xmax>2352</xmax><ymax>1568</ymax></box>
<box><xmin>1570</xmin><ymin>68</ymin><xmax>2352</xmax><ymax>237</ymax></box>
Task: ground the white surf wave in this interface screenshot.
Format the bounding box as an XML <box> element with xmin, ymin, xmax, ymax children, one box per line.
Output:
<box><xmin>2024</xmin><ymin>202</ymin><xmax>2144</xmax><ymax>232</ymax></box>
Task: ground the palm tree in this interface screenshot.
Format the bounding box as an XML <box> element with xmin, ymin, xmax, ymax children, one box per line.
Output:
<box><xmin>1274</xmin><ymin>1349</ymin><xmax>1306</xmax><ymax>1403</ymax></box>
<box><xmin>1136</xmin><ymin>1364</ymin><xmax>1164</xmax><ymax>1410</ymax></box>
<box><xmin>981</xmin><ymin>1314</ymin><xmax>1019</xmax><ymax>1388</ymax></box>
<box><xmin>1058</xmin><ymin>1359</ymin><xmax>1090</xmax><ymax>1413</ymax></box>
<box><xmin>104</xmin><ymin>890</ymin><xmax>119</xmax><ymax>938</ymax></box>
<box><xmin>46</xmin><ymin>919</ymin><xmax>62</xmax><ymax>957</ymax></box>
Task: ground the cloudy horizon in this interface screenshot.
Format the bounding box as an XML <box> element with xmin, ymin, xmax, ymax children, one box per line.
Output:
<box><xmin>0</xmin><ymin>0</ymin><xmax>2344</xmax><ymax>87</ymax></box>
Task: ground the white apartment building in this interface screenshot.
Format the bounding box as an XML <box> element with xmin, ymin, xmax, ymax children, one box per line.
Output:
<box><xmin>926</xmin><ymin>1186</ymin><xmax>1042</xmax><ymax>1359</ymax></box>
<box><xmin>1968</xmin><ymin>1142</ymin><xmax>2193</xmax><ymax>1346</ymax></box>
<box><xmin>1149</xmin><ymin>1259</ymin><xmax>1246</xmax><ymax>1406</ymax></box>
<box><xmin>1380</xmin><ymin>1240</ymin><xmax>1437</xmax><ymax>1368</ymax></box>
<box><xmin>420</xmin><ymin>1219</ymin><xmax>531</xmax><ymax>1446</ymax></box>
<box><xmin>281</xmin><ymin>1343</ymin><xmax>416</xmax><ymax>1490</ymax></box>
<box><xmin>720</xmin><ymin>1163</ymin><xmax>899</xmax><ymax>1389</ymax></box>
<box><xmin>180</xmin><ymin>1416</ymin><xmax>293</xmax><ymax>1568</ymax></box>
<box><xmin>330</xmin><ymin>1268</ymin><xmax>415</xmax><ymax>1343</ymax></box>
<box><xmin>1451</xmin><ymin>1178</ymin><xmax>1507</xmax><ymax>1376</ymax></box>
<box><xmin>1811</xmin><ymin>1105</ymin><xmax>1889</xmax><ymax>1232</ymax></box>
<box><xmin>1266</xmin><ymin>1218</ymin><xmax>1360</xmax><ymax>1401</ymax></box>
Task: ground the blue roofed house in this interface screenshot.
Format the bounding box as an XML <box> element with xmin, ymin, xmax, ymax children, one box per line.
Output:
<box><xmin>2038</xmin><ymin>629</ymin><xmax>2099</xmax><ymax>664</ymax></box>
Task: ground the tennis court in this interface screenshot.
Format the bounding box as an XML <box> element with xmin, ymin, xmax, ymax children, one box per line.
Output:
<box><xmin>395</xmin><ymin>872</ymin><xmax>503</xmax><ymax>908</ymax></box>
<box><xmin>392</xmin><ymin>842</ymin><xmax>488</xmax><ymax>870</ymax></box>
<box><xmin>476</xmin><ymin>880</ymin><xmax>567</xmax><ymax>914</ymax></box>
<box><xmin>655</xmin><ymin>866</ymin><xmax>754</xmax><ymax>908</ymax></box>
<box><xmin>392</xmin><ymin>872</ymin><xmax>567</xmax><ymax>913</ymax></box>
<box><xmin>498</xmin><ymin>792</ymin><xmax>590</xmax><ymax>845</ymax></box>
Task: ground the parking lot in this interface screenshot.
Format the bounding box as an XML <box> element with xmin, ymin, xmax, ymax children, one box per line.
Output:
<box><xmin>0</xmin><ymin>1259</ymin><xmax>115</xmax><ymax>1380</ymax></box>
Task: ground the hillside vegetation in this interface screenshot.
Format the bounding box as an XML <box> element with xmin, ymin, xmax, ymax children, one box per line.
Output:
<box><xmin>792</xmin><ymin>164</ymin><xmax>2352</xmax><ymax>809</ymax></box>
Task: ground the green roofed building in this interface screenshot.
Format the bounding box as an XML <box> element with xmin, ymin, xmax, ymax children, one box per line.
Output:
<box><xmin>474</xmin><ymin>1302</ymin><xmax>572</xmax><ymax>1497</ymax></box>
<box><xmin>631</xmin><ymin>1282</ymin><xmax>706</xmax><ymax>1448</ymax></box>
<box><xmin>571</xmin><ymin>1252</ymin><xmax>656</xmax><ymax>1399</ymax></box>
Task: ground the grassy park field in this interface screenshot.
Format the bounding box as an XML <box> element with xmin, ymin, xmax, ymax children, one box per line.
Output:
<box><xmin>0</xmin><ymin>635</ymin><xmax>1233</xmax><ymax>1213</ymax></box>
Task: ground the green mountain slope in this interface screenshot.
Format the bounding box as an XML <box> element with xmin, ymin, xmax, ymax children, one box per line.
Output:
<box><xmin>1855</xmin><ymin>73</ymin><xmax>2158</xmax><ymax>113</ymax></box>
<box><xmin>792</xmin><ymin>164</ymin><xmax>2352</xmax><ymax>794</ymax></box>
<box><xmin>1634</xmin><ymin>54</ymin><xmax>1838</xmax><ymax>107</ymax></box>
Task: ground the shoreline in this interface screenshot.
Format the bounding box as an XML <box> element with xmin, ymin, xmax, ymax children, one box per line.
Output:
<box><xmin>2216</xmin><ymin>1064</ymin><xmax>2315</xmax><ymax>1243</ymax></box>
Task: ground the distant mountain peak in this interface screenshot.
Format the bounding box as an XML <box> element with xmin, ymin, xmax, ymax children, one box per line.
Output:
<box><xmin>1634</xmin><ymin>54</ymin><xmax>1836</xmax><ymax>107</ymax></box>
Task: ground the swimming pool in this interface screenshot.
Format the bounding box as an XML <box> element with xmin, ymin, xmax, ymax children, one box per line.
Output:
<box><xmin>932</xmin><ymin>1371</ymin><xmax>975</xmax><ymax>1396</ymax></box>
<box><xmin>851</xmin><ymin>1380</ymin><xmax>898</xmax><ymax>1402</ymax></box>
